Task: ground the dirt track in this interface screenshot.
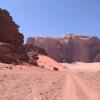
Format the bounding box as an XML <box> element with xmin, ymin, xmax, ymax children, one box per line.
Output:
<box><xmin>0</xmin><ymin>63</ymin><xmax>100</xmax><ymax>100</ymax></box>
<box><xmin>64</xmin><ymin>72</ymin><xmax>100</xmax><ymax>100</ymax></box>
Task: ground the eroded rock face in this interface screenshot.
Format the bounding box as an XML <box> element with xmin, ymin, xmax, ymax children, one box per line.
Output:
<box><xmin>0</xmin><ymin>8</ymin><xmax>28</xmax><ymax>64</ymax></box>
<box><xmin>25</xmin><ymin>44</ymin><xmax>47</xmax><ymax>65</ymax></box>
<box><xmin>94</xmin><ymin>53</ymin><xmax>100</xmax><ymax>62</ymax></box>
<box><xmin>27</xmin><ymin>34</ymin><xmax>100</xmax><ymax>63</ymax></box>
<box><xmin>0</xmin><ymin>42</ymin><xmax>17</xmax><ymax>64</ymax></box>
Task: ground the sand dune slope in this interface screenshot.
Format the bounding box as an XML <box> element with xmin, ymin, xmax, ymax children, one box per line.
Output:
<box><xmin>37</xmin><ymin>55</ymin><xmax>65</xmax><ymax>70</ymax></box>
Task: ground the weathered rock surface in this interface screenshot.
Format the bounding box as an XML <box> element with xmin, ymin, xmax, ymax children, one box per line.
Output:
<box><xmin>27</xmin><ymin>34</ymin><xmax>100</xmax><ymax>63</ymax></box>
<box><xmin>0</xmin><ymin>8</ymin><xmax>29</xmax><ymax>64</ymax></box>
<box><xmin>94</xmin><ymin>53</ymin><xmax>100</xmax><ymax>62</ymax></box>
<box><xmin>0</xmin><ymin>42</ymin><xmax>17</xmax><ymax>64</ymax></box>
<box><xmin>25</xmin><ymin>44</ymin><xmax>47</xmax><ymax>65</ymax></box>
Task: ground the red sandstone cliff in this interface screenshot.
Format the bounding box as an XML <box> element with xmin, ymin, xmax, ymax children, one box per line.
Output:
<box><xmin>0</xmin><ymin>9</ymin><xmax>29</xmax><ymax>64</ymax></box>
<box><xmin>27</xmin><ymin>34</ymin><xmax>100</xmax><ymax>63</ymax></box>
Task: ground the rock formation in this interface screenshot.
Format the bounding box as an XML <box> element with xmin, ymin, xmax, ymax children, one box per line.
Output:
<box><xmin>0</xmin><ymin>8</ymin><xmax>29</xmax><ymax>64</ymax></box>
<box><xmin>25</xmin><ymin>44</ymin><xmax>47</xmax><ymax>65</ymax></box>
<box><xmin>27</xmin><ymin>34</ymin><xmax>100</xmax><ymax>63</ymax></box>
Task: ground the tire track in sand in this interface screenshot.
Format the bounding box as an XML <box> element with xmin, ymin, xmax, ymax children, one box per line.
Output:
<box><xmin>64</xmin><ymin>72</ymin><xmax>100</xmax><ymax>100</ymax></box>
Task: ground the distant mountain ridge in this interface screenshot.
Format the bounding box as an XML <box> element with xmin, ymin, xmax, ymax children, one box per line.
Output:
<box><xmin>27</xmin><ymin>34</ymin><xmax>100</xmax><ymax>63</ymax></box>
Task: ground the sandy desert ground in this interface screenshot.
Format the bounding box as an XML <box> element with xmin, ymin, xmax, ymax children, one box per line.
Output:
<box><xmin>0</xmin><ymin>56</ymin><xmax>100</xmax><ymax>100</ymax></box>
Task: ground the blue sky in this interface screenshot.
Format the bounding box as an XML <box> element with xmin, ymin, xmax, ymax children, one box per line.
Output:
<box><xmin>0</xmin><ymin>0</ymin><xmax>100</xmax><ymax>40</ymax></box>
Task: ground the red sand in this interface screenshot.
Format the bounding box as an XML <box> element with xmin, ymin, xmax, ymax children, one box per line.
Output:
<box><xmin>0</xmin><ymin>59</ymin><xmax>100</xmax><ymax>99</ymax></box>
<box><xmin>37</xmin><ymin>55</ymin><xmax>65</xmax><ymax>71</ymax></box>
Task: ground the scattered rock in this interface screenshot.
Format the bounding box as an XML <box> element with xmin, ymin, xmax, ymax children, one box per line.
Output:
<box><xmin>53</xmin><ymin>67</ymin><xmax>59</xmax><ymax>71</ymax></box>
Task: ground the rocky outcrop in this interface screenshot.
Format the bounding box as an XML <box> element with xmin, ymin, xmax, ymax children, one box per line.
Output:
<box><xmin>0</xmin><ymin>8</ymin><xmax>29</xmax><ymax>64</ymax></box>
<box><xmin>27</xmin><ymin>37</ymin><xmax>65</xmax><ymax>62</ymax></box>
<box><xmin>25</xmin><ymin>44</ymin><xmax>47</xmax><ymax>65</ymax></box>
<box><xmin>25</xmin><ymin>44</ymin><xmax>47</xmax><ymax>56</ymax></box>
<box><xmin>94</xmin><ymin>52</ymin><xmax>100</xmax><ymax>62</ymax></box>
<box><xmin>27</xmin><ymin>34</ymin><xmax>100</xmax><ymax>63</ymax></box>
<box><xmin>0</xmin><ymin>42</ymin><xmax>17</xmax><ymax>64</ymax></box>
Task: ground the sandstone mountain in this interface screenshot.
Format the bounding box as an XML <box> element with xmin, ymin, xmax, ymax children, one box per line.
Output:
<box><xmin>0</xmin><ymin>8</ymin><xmax>29</xmax><ymax>64</ymax></box>
<box><xmin>27</xmin><ymin>34</ymin><xmax>100</xmax><ymax>63</ymax></box>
